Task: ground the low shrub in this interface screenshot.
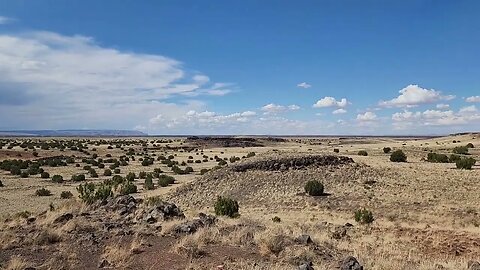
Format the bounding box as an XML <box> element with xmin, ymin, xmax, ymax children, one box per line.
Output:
<box><xmin>357</xmin><ymin>150</ymin><xmax>368</xmax><ymax>156</ymax></box>
<box><xmin>158</xmin><ymin>174</ymin><xmax>175</xmax><ymax>187</ymax></box>
<box><xmin>35</xmin><ymin>188</ymin><xmax>52</xmax><ymax>196</ymax></box>
<box><xmin>77</xmin><ymin>182</ymin><xmax>112</xmax><ymax>204</ymax></box>
<box><xmin>60</xmin><ymin>191</ymin><xmax>73</xmax><ymax>199</ymax></box>
<box><xmin>453</xmin><ymin>146</ymin><xmax>469</xmax><ymax>155</ymax></box>
<box><xmin>354</xmin><ymin>208</ymin><xmax>374</xmax><ymax>224</ymax></box>
<box><xmin>126</xmin><ymin>172</ymin><xmax>136</xmax><ymax>181</ymax></box>
<box><xmin>272</xmin><ymin>216</ymin><xmax>281</xmax><ymax>223</ymax></box>
<box><xmin>383</xmin><ymin>147</ymin><xmax>391</xmax><ymax>154</ymax></box>
<box><xmin>118</xmin><ymin>181</ymin><xmax>137</xmax><ymax>195</ymax></box>
<box><xmin>52</xmin><ymin>175</ymin><xmax>64</xmax><ymax>183</ymax></box>
<box><xmin>333</xmin><ymin>149</ymin><xmax>339</xmax><ymax>153</ymax></box>
<box><xmin>304</xmin><ymin>180</ymin><xmax>324</xmax><ymax>196</ymax></box>
<box><xmin>390</xmin><ymin>150</ymin><xmax>407</xmax><ymax>162</ymax></box>
<box><xmin>427</xmin><ymin>153</ymin><xmax>449</xmax><ymax>163</ymax></box>
<box><xmin>200</xmin><ymin>168</ymin><xmax>209</xmax><ymax>175</ymax></box>
<box><xmin>71</xmin><ymin>174</ymin><xmax>85</xmax><ymax>182</ymax></box>
<box><xmin>456</xmin><ymin>158</ymin><xmax>476</xmax><ymax>170</ymax></box>
<box><xmin>449</xmin><ymin>154</ymin><xmax>462</xmax><ymax>163</ymax></box>
<box><xmin>41</xmin><ymin>172</ymin><xmax>50</xmax><ymax>179</ymax></box>
<box><xmin>103</xmin><ymin>169</ymin><xmax>112</xmax><ymax>176</ymax></box>
<box><xmin>214</xmin><ymin>196</ymin><xmax>239</xmax><ymax>218</ymax></box>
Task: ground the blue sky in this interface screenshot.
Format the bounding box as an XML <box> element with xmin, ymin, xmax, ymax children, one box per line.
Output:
<box><xmin>0</xmin><ymin>0</ymin><xmax>479</xmax><ymax>135</ymax></box>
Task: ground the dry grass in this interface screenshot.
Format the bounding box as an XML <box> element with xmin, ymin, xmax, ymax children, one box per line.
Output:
<box><xmin>3</xmin><ymin>256</ymin><xmax>28</xmax><ymax>270</ymax></box>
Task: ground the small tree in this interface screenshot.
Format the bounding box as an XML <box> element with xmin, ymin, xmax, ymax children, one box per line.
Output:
<box><xmin>214</xmin><ymin>196</ymin><xmax>239</xmax><ymax>218</ymax></box>
<box><xmin>304</xmin><ymin>180</ymin><xmax>324</xmax><ymax>196</ymax></box>
<box><xmin>390</xmin><ymin>150</ymin><xmax>407</xmax><ymax>162</ymax></box>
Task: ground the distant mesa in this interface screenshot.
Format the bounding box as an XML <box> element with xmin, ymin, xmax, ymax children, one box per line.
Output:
<box><xmin>0</xmin><ymin>129</ymin><xmax>147</xmax><ymax>137</ymax></box>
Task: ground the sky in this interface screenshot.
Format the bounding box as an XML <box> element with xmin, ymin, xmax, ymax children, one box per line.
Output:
<box><xmin>0</xmin><ymin>0</ymin><xmax>479</xmax><ymax>135</ymax></box>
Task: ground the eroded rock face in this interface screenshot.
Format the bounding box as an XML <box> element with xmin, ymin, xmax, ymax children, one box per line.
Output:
<box><xmin>232</xmin><ymin>155</ymin><xmax>354</xmax><ymax>172</ymax></box>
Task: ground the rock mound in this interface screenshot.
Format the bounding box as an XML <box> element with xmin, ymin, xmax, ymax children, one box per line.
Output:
<box><xmin>232</xmin><ymin>155</ymin><xmax>354</xmax><ymax>172</ymax></box>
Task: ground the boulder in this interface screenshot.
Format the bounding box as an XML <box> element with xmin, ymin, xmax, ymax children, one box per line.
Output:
<box><xmin>295</xmin><ymin>234</ymin><xmax>313</xmax><ymax>245</ymax></box>
<box><xmin>298</xmin><ymin>261</ymin><xmax>314</xmax><ymax>270</ymax></box>
<box><xmin>340</xmin><ymin>256</ymin><xmax>363</xmax><ymax>270</ymax></box>
<box><xmin>174</xmin><ymin>213</ymin><xmax>216</xmax><ymax>234</ymax></box>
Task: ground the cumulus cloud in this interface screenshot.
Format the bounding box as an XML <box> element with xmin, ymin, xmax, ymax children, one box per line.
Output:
<box><xmin>392</xmin><ymin>106</ymin><xmax>480</xmax><ymax>128</ymax></box>
<box><xmin>261</xmin><ymin>103</ymin><xmax>300</xmax><ymax>114</ymax></box>
<box><xmin>379</xmin><ymin>85</ymin><xmax>455</xmax><ymax>108</ymax></box>
<box><xmin>0</xmin><ymin>31</ymin><xmax>232</xmax><ymax>129</ymax></box>
<box><xmin>356</xmin><ymin>112</ymin><xmax>377</xmax><ymax>121</ymax></box>
<box><xmin>297</xmin><ymin>82</ymin><xmax>311</xmax><ymax>89</ymax></box>
<box><xmin>313</xmin><ymin>97</ymin><xmax>348</xmax><ymax>108</ymax></box>
<box><xmin>466</xmin><ymin>96</ymin><xmax>480</xmax><ymax>103</ymax></box>
<box><xmin>332</xmin><ymin>108</ymin><xmax>347</xmax><ymax>114</ymax></box>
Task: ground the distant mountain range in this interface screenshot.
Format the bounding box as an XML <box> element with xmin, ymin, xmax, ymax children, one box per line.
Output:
<box><xmin>0</xmin><ymin>130</ymin><xmax>147</xmax><ymax>137</ymax></box>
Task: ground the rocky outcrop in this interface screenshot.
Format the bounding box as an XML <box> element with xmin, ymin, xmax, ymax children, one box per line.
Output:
<box><xmin>232</xmin><ymin>155</ymin><xmax>354</xmax><ymax>172</ymax></box>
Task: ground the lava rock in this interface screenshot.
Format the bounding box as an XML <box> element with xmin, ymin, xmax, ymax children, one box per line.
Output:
<box><xmin>295</xmin><ymin>234</ymin><xmax>313</xmax><ymax>245</ymax></box>
<box><xmin>53</xmin><ymin>213</ymin><xmax>73</xmax><ymax>224</ymax></box>
<box><xmin>340</xmin><ymin>256</ymin><xmax>363</xmax><ymax>270</ymax></box>
<box><xmin>298</xmin><ymin>261</ymin><xmax>314</xmax><ymax>270</ymax></box>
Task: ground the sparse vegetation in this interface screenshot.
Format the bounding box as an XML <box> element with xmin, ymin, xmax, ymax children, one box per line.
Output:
<box><xmin>456</xmin><ymin>157</ymin><xmax>476</xmax><ymax>170</ymax></box>
<box><xmin>158</xmin><ymin>174</ymin><xmax>175</xmax><ymax>187</ymax></box>
<box><xmin>357</xmin><ymin>150</ymin><xmax>368</xmax><ymax>156</ymax></box>
<box><xmin>383</xmin><ymin>147</ymin><xmax>391</xmax><ymax>153</ymax></box>
<box><xmin>60</xmin><ymin>191</ymin><xmax>73</xmax><ymax>199</ymax></box>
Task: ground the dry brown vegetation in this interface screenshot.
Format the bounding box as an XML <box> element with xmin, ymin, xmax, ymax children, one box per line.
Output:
<box><xmin>0</xmin><ymin>134</ymin><xmax>479</xmax><ymax>269</ymax></box>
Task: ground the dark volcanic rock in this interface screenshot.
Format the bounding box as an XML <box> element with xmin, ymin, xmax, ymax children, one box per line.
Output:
<box><xmin>232</xmin><ymin>155</ymin><xmax>354</xmax><ymax>172</ymax></box>
<box><xmin>174</xmin><ymin>213</ymin><xmax>217</xmax><ymax>234</ymax></box>
<box><xmin>138</xmin><ymin>201</ymin><xmax>185</xmax><ymax>224</ymax></box>
<box><xmin>340</xmin><ymin>256</ymin><xmax>363</xmax><ymax>270</ymax></box>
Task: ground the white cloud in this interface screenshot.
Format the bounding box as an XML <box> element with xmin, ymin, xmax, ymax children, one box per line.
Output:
<box><xmin>392</xmin><ymin>107</ymin><xmax>480</xmax><ymax>128</ymax></box>
<box><xmin>379</xmin><ymin>85</ymin><xmax>455</xmax><ymax>108</ymax></box>
<box><xmin>0</xmin><ymin>31</ymin><xmax>232</xmax><ymax>129</ymax></box>
<box><xmin>261</xmin><ymin>103</ymin><xmax>300</xmax><ymax>114</ymax></box>
<box><xmin>297</xmin><ymin>82</ymin><xmax>311</xmax><ymax>89</ymax></box>
<box><xmin>459</xmin><ymin>105</ymin><xmax>478</xmax><ymax>114</ymax></box>
<box><xmin>466</xmin><ymin>96</ymin><xmax>480</xmax><ymax>103</ymax></box>
<box><xmin>436</xmin><ymin>104</ymin><xmax>450</xmax><ymax>109</ymax></box>
<box><xmin>332</xmin><ymin>108</ymin><xmax>347</xmax><ymax>114</ymax></box>
<box><xmin>356</xmin><ymin>112</ymin><xmax>377</xmax><ymax>121</ymax></box>
<box><xmin>0</xmin><ymin>16</ymin><xmax>12</xmax><ymax>25</ymax></box>
<box><xmin>313</xmin><ymin>97</ymin><xmax>349</xmax><ymax>108</ymax></box>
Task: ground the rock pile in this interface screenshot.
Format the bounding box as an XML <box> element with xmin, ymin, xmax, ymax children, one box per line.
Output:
<box><xmin>232</xmin><ymin>155</ymin><xmax>354</xmax><ymax>172</ymax></box>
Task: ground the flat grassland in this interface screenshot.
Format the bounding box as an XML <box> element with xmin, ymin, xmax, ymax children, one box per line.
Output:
<box><xmin>0</xmin><ymin>134</ymin><xmax>479</xmax><ymax>270</ymax></box>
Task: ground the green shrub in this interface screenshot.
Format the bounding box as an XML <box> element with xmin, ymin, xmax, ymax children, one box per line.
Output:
<box><xmin>214</xmin><ymin>196</ymin><xmax>239</xmax><ymax>218</ymax></box>
<box><xmin>456</xmin><ymin>158</ymin><xmax>476</xmax><ymax>170</ymax></box>
<box><xmin>354</xmin><ymin>208</ymin><xmax>374</xmax><ymax>224</ymax></box>
<box><xmin>158</xmin><ymin>174</ymin><xmax>175</xmax><ymax>187</ymax></box>
<box><xmin>52</xmin><ymin>175</ymin><xmax>64</xmax><ymax>183</ymax></box>
<box><xmin>390</xmin><ymin>150</ymin><xmax>407</xmax><ymax>162</ymax></box>
<box><xmin>139</xmin><ymin>171</ymin><xmax>147</xmax><ymax>179</ymax></box>
<box><xmin>427</xmin><ymin>153</ymin><xmax>449</xmax><ymax>163</ymax></box>
<box><xmin>35</xmin><ymin>188</ymin><xmax>51</xmax><ymax>196</ymax></box>
<box><xmin>218</xmin><ymin>160</ymin><xmax>227</xmax><ymax>166</ymax></box>
<box><xmin>71</xmin><ymin>174</ymin><xmax>85</xmax><ymax>182</ymax></box>
<box><xmin>304</xmin><ymin>180</ymin><xmax>324</xmax><ymax>196</ymax></box>
<box><xmin>272</xmin><ymin>216</ymin><xmax>281</xmax><ymax>223</ymax></box>
<box><xmin>20</xmin><ymin>171</ymin><xmax>29</xmax><ymax>178</ymax></box>
<box><xmin>449</xmin><ymin>154</ymin><xmax>462</xmax><ymax>163</ymax></box>
<box><xmin>466</xmin><ymin>143</ymin><xmax>474</xmax><ymax>148</ymax></box>
<box><xmin>200</xmin><ymin>168</ymin><xmax>209</xmax><ymax>175</ymax></box>
<box><xmin>104</xmin><ymin>169</ymin><xmax>112</xmax><ymax>176</ymax></box>
<box><xmin>246</xmin><ymin>152</ymin><xmax>256</xmax><ymax>158</ymax></box>
<box><xmin>357</xmin><ymin>150</ymin><xmax>368</xmax><ymax>156</ymax></box>
<box><xmin>77</xmin><ymin>182</ymin><xmax>112</xmax><ymax>204</ymax></box>
<box><xmin>453</xmin><ymin>146</ymin><xmax>469</xmax><ymax>155</ymax></box>
<box><xmin>60</xmin><ymin>191</ymin><xmax>73</xmax><ymax>199</ymax></box>
<box><xmin>383</xmin><ymin>147</ymin><xmax>391</xmax><ymax>154</ymax></box>
<box><xmin>126</xmin><ymin>172</ymin><xmax>136</xmax><ymax>181</ymax></box>
<box><xmin>118</xmin><ymin>181</ymin><xmax>137</xmax><ymax>195</ymax></box>
<box><xmin>41</xmin><ymin>172</ymin><xmax>50</xmax><ymax>179</ymax></box>
<box><xmin>144</xmin><ymin>175</ymin><xmax>154</xmax><ymax>190</ymax></box>
<box><xmin>114</xmin><ymin>168</ymin><xmax>120</xmax><ymax>174</ymax></box>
